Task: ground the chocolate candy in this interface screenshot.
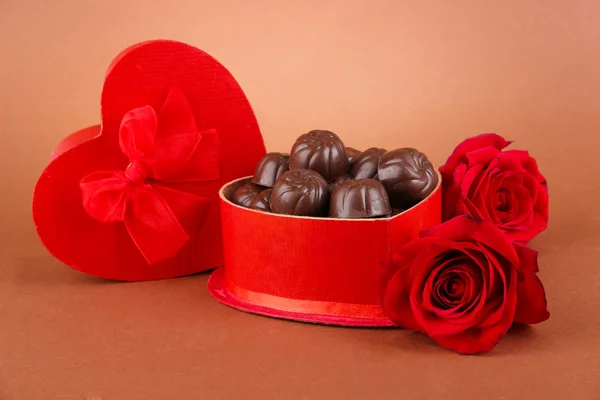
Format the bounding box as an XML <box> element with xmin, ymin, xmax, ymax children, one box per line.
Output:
<box><xmin>249</xmin><ymin>189</ymin><xmax>273</xmax><ymax>212</ymax></box>
<box><xmin>252</xmin><ymin>152</ymin><xmax>290</xmax><ymax>188</ymax></box>
<box><xmin>329</xmin><ymin>179</ymin><xmax>392</xmax><ymax>219</ymax></box>
<box><xmin>349</xmin><ymin>147</ymin><xmax>387</xmax><ymax>180</ymax></box>
<box><xmin>231</xmin><ymin>183</ymin><xmax>262</xmax><ymax>208</ymax></box>
<box><xmin>270</xmin><ymin>169</ymin><xmax>330</xmax><ymax>216</ymax></box>
<box><xmin>346</xmin><ymin>147</ymin><xmax>361</xmax><ymax>166</ymax></box>
<box><xmin>378</xmin><ymin>148</ymin><xmax>438</xmax><ymax>208</ymax></box>
<box><xmin>329</xmin><ymin>174</ymin><xmax>352</xmax><ymax>191</ymax></box>
<box><xmin>290</xmin><ymin>130</ymin><xmax>349</xmax><ymax>182</ymax></box>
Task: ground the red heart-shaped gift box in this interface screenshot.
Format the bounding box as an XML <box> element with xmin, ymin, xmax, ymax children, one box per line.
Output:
<box><xmin>33</xmin><ymin>40</ymin><xmax>266</xmax><ymax>281</ymax></box>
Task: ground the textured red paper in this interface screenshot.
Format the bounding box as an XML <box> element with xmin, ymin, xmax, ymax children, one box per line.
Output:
<box><xmin>208</xmin><ymin>174</ymin><xmax>442</xmax><ymax>326</ymax></box>
<box><xmin>33</xmin><ymin>40</ymin><xmax>266</xmax><ymax>281</ymax></box>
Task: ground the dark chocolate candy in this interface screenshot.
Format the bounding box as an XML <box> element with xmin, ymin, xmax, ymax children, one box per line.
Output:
<box><xmin>252</xmin><ymin>152</ymin><xmax>290</xmax><ymax>188</ymax></box>
<box><xmin>349</xmin><ymin>147</ymin><xmax>387</xmax><ymax>180</ymax></box>
<box><xmin>249</xmin><ymin>188</ymin><xmax>273</xmax><ymax>212</ymax></box>
<box><xmin>231</xmin><ymin>182</ymin><xmax>263</xmax><ymax>208</ymax></box>
<box><xmin>289</xmin><ymin>130</ymin><xmax>348</xmax><ymax>182</ymax></box>
<box><xmin>345</xmin><ymin>147</ymin><xmax>361</xmax><ymax>166</ymax></box>
<box><xmin>329</xmin><ymin>174</ymin><xmax>352</xmax><ymax>191</ymax></box>
<box><xmin>270</xmin><ymin>169</ymin><xmax>330</xmax><ymax>216</ymax></box>
<box><xmin>378</xmin><ymin>148</ymin><xmax>438</xmax><ymax>208</ymax></box>
<box><xmin>329</xmin><ymin>179</ymin><xmax>392</xmax><ymax>219</ymax></box>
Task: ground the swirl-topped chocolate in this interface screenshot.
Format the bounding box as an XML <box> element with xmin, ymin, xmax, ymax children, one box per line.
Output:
<box><xmin>290</xmin><ymin>130</ymin><xmax>349</xmax><ymax>182</ymax></box>
<box><xmin>249</xmin><ymin>188</ymin><xmax>273</xmax><ymax>212</ymax></box>
<box><xmin>349</xmin><ymin>147</ymin><xmax>387</xmax><ymax>180</ymax></box>
<box><xmin>329</xmin><ymin>179</ymin><xmax>392</xmax><ymax>219</ymax></box>
<box><xmin>252</xmin><ymin>152</ymin><xmax>290</xmax><ymax>188</ymax></box>
<box><xmin>270</xmin><ymin>169</ymin><xmax>330</xmax><ymax>216</ymax></box>
<box><xmin>231</xmin><ymin>183</ymin><xmax>263</xmax><ymax>208</ymax></box>
<box><xmin>378</xmin><ymin>148</ymin><xmax>438</xmax><ymax>208</ymax></box>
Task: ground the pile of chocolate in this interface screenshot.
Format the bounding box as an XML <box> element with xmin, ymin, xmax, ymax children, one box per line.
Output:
<box><xmin>231</xmin><ymin>130</ymin><xmax>438</xmax><ymax>219</ymax></box>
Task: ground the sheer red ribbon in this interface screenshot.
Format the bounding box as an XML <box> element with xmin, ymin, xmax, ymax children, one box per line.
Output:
<box><xmin>80</xmin><ymin>88</ymin><xmax>220</xmax><ymax>265</ymax></box>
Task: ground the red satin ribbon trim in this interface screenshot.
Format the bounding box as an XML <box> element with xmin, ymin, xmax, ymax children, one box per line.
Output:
<box><xmin>225</xmin><ymin>279</ymin><xmax>389</xmax><ymax>320</ymax></box>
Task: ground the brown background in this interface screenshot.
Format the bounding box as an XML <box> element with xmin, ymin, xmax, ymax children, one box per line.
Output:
<box><xmin>1</xmin><ymin>0</ymin><xmax>599</xmax><ymax>399</ymax></box>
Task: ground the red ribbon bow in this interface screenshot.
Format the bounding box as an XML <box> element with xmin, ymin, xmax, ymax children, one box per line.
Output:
<box><xmin>80</xmin><ymin>88</ymin><xmax>220</xmax><ymax>265</ymax></box>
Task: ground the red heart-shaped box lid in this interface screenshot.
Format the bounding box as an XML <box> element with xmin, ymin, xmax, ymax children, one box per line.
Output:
<box><xmin>33</xmin><ymin>40</ymin><xmax>266</xmax><ymax>281</ymax></box>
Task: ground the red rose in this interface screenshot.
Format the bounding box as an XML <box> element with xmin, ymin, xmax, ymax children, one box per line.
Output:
<box><xmin>380</xmin><ymin>215</ymin><xmax>549</xmax><ymax>354</ymax></box>
<box><xmin>440</xmin><ymin>134</ymin><xmax>548</xmax><ymax>243</ymax></box>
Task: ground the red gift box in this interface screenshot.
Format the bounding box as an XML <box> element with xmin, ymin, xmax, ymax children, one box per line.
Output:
<box><xmin>208</xmin><ymin>173</ymin><xmax>442</xmax><ymax>327</ymax></box>
<box><xmin>33</xmin><ymin>40</ymin><xmax>266</xmax><ymax>281</ymax></box>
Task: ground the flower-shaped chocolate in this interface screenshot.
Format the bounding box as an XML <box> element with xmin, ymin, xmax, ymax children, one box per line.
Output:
<box><xmin>231</xmin><ymin>183</ymin><xmax>262</xmax><ymax>208</ymax></box>
<box><xmin>349</xmin><ymin>147</ymin><xmax>387</xmax><ymax>180</ymax></box>
<box><xmin>249</xmin><ymin>188</ymin><xmax>273</xmax><ymax>212</ymax></box>
<box><xmin>252</xmin><ymin>152</ymin><xmax>290</xmax><ymax>188</ymax></box>
<box><xmin>378</xmin><ymin>148</ymin><xmax>438</xmax><ymax>209</ymax></box>
<box><xmin>330</xmin><ymin>179</ymin><xmax>391</xmax><ymax>218</ymax></box>
<box><xmin>290</xmin><ymin>130</ymin><xmax>348</xmax><ymax>182</ymax></box>
<box><xmin>270</xmin><ymin>169</ymin><xmax>329</xmax><ymax>216</ymax></box>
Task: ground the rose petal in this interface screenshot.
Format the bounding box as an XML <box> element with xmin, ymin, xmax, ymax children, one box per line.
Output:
<box><xmin>484</xmin><ymin>177</ymin><xmax>503</xmax><ymax>224</ymax></box>
<box><xmin>465</xmin><ymin>146</ymin><xmax>502</xmax><ymax>167</ymax></box>
<box><xmin>535</xmin><ymin>182</ymin><xmax>549</xmax><ymax>221</ymax></box>
<box><xmin>391</xmin><ymin>237</ymin><xmax>445</xmax><ymax>268</ymax></box>
<box><xmin>453</xmin><ymin>163</ymin><xmax>467</xmax><ymax>184</ymax></box>
<box><xmin>475</xmin><ymin>158</ymin><xmax>501</xmax><ymax>194</ymax></box>
<box><xmin>529</xmin><ymin>211</ymin><xmax>548</xmax><ymax>239</ymax></box>
<box><xmin>380</xmin><ymin>237</ymin><xmax>447</xmax><ymax>331</ymax></box>
<box><xmin>514</xmin><ymin>271</ymin><xmax>550</xmax><ymax>325</ymax></box>
<box><xmin>465</xmin><ymin>165</ymin><xmax>495</xmax><ymax>221</ymax></box>
<box><xmin>441</xmin><ymin>134</ymin><xmax>510</xmax><ymax>177</ymax></box>
<box><xmin>478</xmin><ymin>259</ymin><xmax>508</xmax><ymax>328</ymax></box>
<box><xmin>476</xmin><ymin>244</ymin><xmax>502</xmax><ymax>298</ymax></box>
<box><xmin>504</xmin><ymin>225</ymin><xmax>537</xmax><ymax>243</ymax></box>
<box><xmin>513</xmin><ymin>242</ymin><xmax>539</xmax><ymax>273</ymax></box>
<box><xmin>495</xmin><ymin>151</ymin><xmax>528</xmax><ymax>171</ymax></box>
<box><xmin>463</xmin><ymin>197</ymin><xmax>489</xmax><ymax>220</ymax></box>
<box><xmin>472</xmin><ymin>189</ymin><xmax>493</xmax><ymax>220</ymax></box>
<box><xmin>424</xmin><ymin>216</ymin><xmax>520</xmax><ymax>266</ymax></box>
<box><xmin>501</xmin><ymin>169</ymin><xmax>523</xmax><ymax>181</ymax></box>
<box><xmin>504</xmin><ymin>150</ymin><xmax>547</xmax><ymax>184</ymax></box>
<box><xmin>460</xmin><ymin>164</ymin><xmax>485</xmax><ymax>198</ymax></box>
<box><xmin>476</xmin><ymin>297</ymin><xmax>505</xmax><ymax>328</ymax></box>
<box><xmin>382</xmin><ymin>266</ymin><xmax>424</xmax><ymax>331</ymax></box>
<box><xmin>512</xmin><ymin>243</ymin><xmax>549</xmax><ymax>323</ymax></box>
<box><xmin>442</xmin><ymin>179</ymin><xmax>464</xmax><ymax>221</ymax></box>
<box><xmin>523</xmin><ymin>159</ymin><xmax>547</xmax><ymax>184</ymax></box>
